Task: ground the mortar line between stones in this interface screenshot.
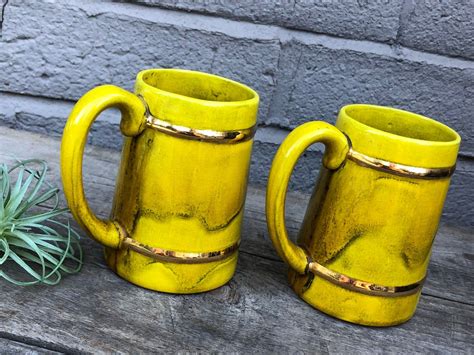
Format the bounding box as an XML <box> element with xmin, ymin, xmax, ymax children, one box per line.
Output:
<box><xmin>0</xmin><ymin>91</ymin><xmax>473</xmax><ymax>160</ymax></box>
<box><xmin>0</xmin><ymin>0</ymin><xmax>9</xmax><ymax>37</ymax></box>
<box><xmin>72</xmin><ymin>0</ymin><xmax>474</xmax><ymax>67</ymax></box>
<box><xmin>0</xmin><ymin>90</ymin><xmax>77</xmax><ymax>105</ymax></box>
<box><xmin>265</xmin><ymin>39</ymin><xmax>300</xmax><ymax>122</ymax></box>
<box><xmin>395</xmin><ymin>0</ymin><xmax>415</xmax><ymax>44</ymax></box>
<box><xmin>265</xmin><ymin>39</ymin><xmax>285</xmax><ymax>121</ymax></box>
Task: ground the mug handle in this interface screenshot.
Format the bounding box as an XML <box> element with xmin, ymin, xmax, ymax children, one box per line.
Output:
<box><xmin>266</xmin><ymin>121</ymin><xmax>349</xmax><ymax>274</ymax></box>
<box><xmin>61</xmin><ymin>85</ymin><xmax>146</xmax><ymax>249</ymax></box>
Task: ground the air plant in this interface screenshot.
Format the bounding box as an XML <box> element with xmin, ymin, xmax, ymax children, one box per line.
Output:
<box><xmin>0</xmin><ymin>159</ymin><xmax>82</xmax><ymax>285</ymax></box>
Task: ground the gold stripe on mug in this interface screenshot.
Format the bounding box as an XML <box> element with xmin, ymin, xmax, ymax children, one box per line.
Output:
<box><xmin>307</xmin><ymin>261</ymin><xmax>424</xmax><ymax>297</ymax></box>
<box><xmin>121</xmin><ymin>237</ymin><xmax>240</xmax><ymax>264</ymax></box>
<box><xmin>347</xmin><ymin>148</ymin><xmax>455</xmax><ymax>179</ymax></box>
<box><xmin>145</xmin><ymin>115</ymin><xmax>256</xmax><ymax>144</ymax></box>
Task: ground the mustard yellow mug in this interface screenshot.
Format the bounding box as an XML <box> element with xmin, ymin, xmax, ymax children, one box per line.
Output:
<box><xmin>266</xmin><ymin>104</ymin><xmax>460</xmax><ymax>326</ymax></box>
<box><xmin>61</xmin><ymin>69</ymin><xmax>259</xmax><ymax>293</ymax></box>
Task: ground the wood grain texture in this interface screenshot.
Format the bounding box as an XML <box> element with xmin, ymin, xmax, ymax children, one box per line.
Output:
<box><xmin>0</xmin><ymin>127</ymin><xmax>472</xmax><ymax>353</ymax></box>
<box><xmin>0</xmin><ymin>338</ymin><xmax>60</xmax><ymax>354</ymax></box>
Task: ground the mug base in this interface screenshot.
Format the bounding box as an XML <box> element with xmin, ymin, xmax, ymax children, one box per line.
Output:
<box><xmin>289</xmin><ymin>269</ymin><xmax>420</xmax><ymax>327</ymax></box>
<box><xmin>104</xmin><ymin>247</ymin><xmax>238</xmax><ymax>294</ymax></box>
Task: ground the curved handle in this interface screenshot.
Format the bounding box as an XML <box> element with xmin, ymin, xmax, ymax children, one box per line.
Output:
<box><xmin>61</xmin><ymin>85</ymin><xmax>147</xmax><ymax>249</ymax></box>
<box><xmin>266</xmin><ymin>121</ymin><xmax>349</xmax><ymax>274</ymax></box>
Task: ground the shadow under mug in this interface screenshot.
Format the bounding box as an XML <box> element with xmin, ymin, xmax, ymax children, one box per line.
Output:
<box><xmin>61</xmin><ymin>69</ymin><xmax>259</xmax><ymax>293</ymax></box>
<box><xmin>266</xmin><ymin>104</ymin><xmax>460</xmax><ymax>326</ymax></box>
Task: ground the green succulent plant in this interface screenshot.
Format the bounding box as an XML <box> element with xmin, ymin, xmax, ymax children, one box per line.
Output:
<box><xmin>0</xmin><ymin>159</ymin><xmax>82</xmax><ymax>285</ymax></box>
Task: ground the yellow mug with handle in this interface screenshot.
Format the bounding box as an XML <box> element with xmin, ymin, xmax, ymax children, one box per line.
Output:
<box><xmin>61</xmin><ymin>69</ymin><xmax>259</xmax><ymax>293</ymax></box>
<box><xmin>266</xmin><ymin>104</ymin><xmax>460</xmax><ymax>326</ymax></box>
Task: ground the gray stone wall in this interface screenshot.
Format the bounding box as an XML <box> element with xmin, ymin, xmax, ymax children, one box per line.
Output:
<box><xmin>0</xmin><ymin>0</ymin><xmax>473</xmax><ymax>226</ymax></box>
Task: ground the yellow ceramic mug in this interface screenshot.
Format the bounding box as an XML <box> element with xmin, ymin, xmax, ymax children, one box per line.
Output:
<box><xmin>61</xmin><ymin>69</ymin><xmax>259</xmax><ymax>293</ymax></box>
<box><xmin>266</xmin><ymin>104</ymin><xmax>460</xmax><ymax>326</ymax></box>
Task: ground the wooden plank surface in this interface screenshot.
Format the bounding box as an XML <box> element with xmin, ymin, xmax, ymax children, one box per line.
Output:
<box><xmin>0</xmin><ymin>338</ymin><xmax>59</xmax><ymax>354</ymax></box>
<box><xmin>0</xmin><ymin>127</ymin><xmax>472</xmax><ymax>353</ymax></box>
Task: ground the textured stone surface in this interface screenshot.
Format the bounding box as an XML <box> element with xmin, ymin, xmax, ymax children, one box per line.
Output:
<box><xmin>0</xmin><ymin>0</ymin><xmax>473</xmax><ymax>227</ymax></box>
<box><xmin>0</xmin><ymin>93</ymin><xmax>123</xmax><ymax>150</ymax></box>
<box><xmin>444</xmin><ymin>156</ymin><xmax>474</xmax><ymax>227</ymax></box>
<box><xmin>250</xmin><ymin>139</ymin><xmax>322</xmax><ymax>193</ymax></box>
<box><xmin>133</xmin><ymin>0</ymin><xmax>403</xmax><ymax>43</ymax></box>
<box><xmin>2</xmin><ymin>1</ymin><xmax>473</xmax><ymax>152</ymax></box>
<box><xmin>133</xmin><ymin>0</ymin><xmax>474</xmax><ymax>60</ymax></box>
<box><xmin>1</xmin><ymin>92</ymin><xmax>473</xmax><ymax>226</ymax></box>
<box><xmin>0</xmin><ymin>0</ymin><xmax>280</xmax><ymax>118</ymax></box>
<box><xmin>268</xmin><ymin>40</ymin><xmax>474</xmax><ymax>153</ymax></box>
<box><xmin>399</xmin><ymin>0</ymin><xmax>474</xmax><ymax>59</ymax></box>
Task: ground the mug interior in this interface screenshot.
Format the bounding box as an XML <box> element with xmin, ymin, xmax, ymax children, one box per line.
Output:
<box><xmin>141</xmin><ymin>69</ymin><xmax>256</xmax><ymax>103</ymax></box>
<box><xmin>344</xmin><ymin>105</ymin><xmax>459</xmax><ymax>143</ymax></box>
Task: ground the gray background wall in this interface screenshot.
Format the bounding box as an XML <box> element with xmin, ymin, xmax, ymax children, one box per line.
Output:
<box><xmin>0</xmin><ymin>0</ymin><xmax>473</xmax><ymax>226</ymax></box>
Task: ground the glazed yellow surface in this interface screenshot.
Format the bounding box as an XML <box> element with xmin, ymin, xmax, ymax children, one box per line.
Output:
<box><xmin>62</xmin><ymin>69</ymin><xmax>258</xmax><ymax>293</ymax></box>
<box><xmin>267</xmin><ymin>104</ymin><xmax>460</xmax><ymax>326</ymax></box>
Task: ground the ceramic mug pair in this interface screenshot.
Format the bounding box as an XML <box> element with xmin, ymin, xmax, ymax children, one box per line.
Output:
<box><xmin>61</xmin><ymin>69</ymin><xmax>460</xmax><ymax>327</ymax></box>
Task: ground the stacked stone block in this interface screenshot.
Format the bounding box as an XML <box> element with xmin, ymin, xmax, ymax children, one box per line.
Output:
<box><xmin>0</xmin><ymin>0</ymin><xmax>472</xmax><ymax>225</ymax></box>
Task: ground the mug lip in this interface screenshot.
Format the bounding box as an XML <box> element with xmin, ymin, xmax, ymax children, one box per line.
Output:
<box><xmin>339</xmin><ymin>104</ymin><xmax>461</xmax><ymax>147</ymax></box>
<box><xmin>136</xmin><ymin>68</ymin><xmax>259</xmax><ymax>107</ymax></box>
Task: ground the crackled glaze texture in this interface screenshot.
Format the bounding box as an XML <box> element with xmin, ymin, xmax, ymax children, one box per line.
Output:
<box><xmin>267</xmin><ymin>105</ymin><xmax>460</xmax><ymax>326</ymax></box>
<box><xmin>62</xmin><ymin>69</ymin><xmax>258</xmax><ymax>293</ymax></box>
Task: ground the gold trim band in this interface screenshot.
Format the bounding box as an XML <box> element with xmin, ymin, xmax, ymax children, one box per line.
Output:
<box><xmin>145</xmin><ymin>115</ymin><xmax>256</xmax><ymax>143</ymax></box>
<box><xmin>347</xmin><ymin>148</ymin><xmax>455</xmax><ymax>179</ymax></box>
<box><xmin>307</xmin><ymin>261</ymin><xmax>424</xmax><ymax>297</ymax></box>
<box><xmin>138</xmin><ymin>94</ymin><xmax>255</xmax><ymax>143</ymax></box>
<box><xmin>121</xmin><ymin>237</ymin><xmax>240</xmax><ymax>264</ymax></box>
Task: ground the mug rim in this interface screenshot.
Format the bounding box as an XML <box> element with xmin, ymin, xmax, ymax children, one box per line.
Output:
<box><xmin>339</xmin><ymin>104</ymin><xmax>461</xmax><ymax>148</ymax></box>
<box><xmin>136</xmin><ymin>68</ymin><xmax>259</xmax><ymax>108</ymax></box>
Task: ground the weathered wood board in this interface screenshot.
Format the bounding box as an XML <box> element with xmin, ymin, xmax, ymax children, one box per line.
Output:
<box><xmin>0</xmin><ymin>127</ymin><xmax>472</xmax><ymax>353</ymax></box>
<box><xmin>0</xmin><ymin>338</ymin><xmax>59</xmax><ymax>355</ymax></box>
